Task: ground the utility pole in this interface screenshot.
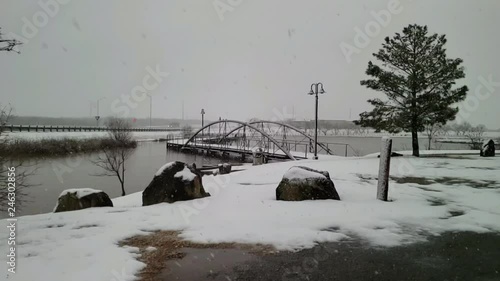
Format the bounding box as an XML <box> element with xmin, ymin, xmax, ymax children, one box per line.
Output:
<box><xmin>147</xmin><ymin>94</ymin><xmax>152</xmax><ymax>128</ymax></box>
<box><xmin>201</xmin><ymin>109</ymin><xmax>205</xmax><ymax>128</ymax></box>
<box><xmin>95</xmin><ymin>97</ymin><xmax>105</xmax><ymax>127</ymax></box>
<box><xmin>201</xmin><ymin>108</ymin><xmax>205</xmax><ymax>144</ymax></box>
<box><xmin>308</xmin><ymin>83</ymin><xmax>325</xmax><ymax>160</ymax></box>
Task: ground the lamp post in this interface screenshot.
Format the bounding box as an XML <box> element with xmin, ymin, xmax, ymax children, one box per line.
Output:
<box><xmin>201</xmin><ymin>109</ymin><xmax>205</xmax><ymax>128</ymax></box>
<box><xmin>95</xmin><ymin>97</ymin><xmax>106</xmax><ymax>127</ymax></box>
<box><xmin>201</xmin><ymin>109</ymin><xmax>205</xmax><ymax>143</ymax></box>
<box><xmin>308</xmin><ymin>83</ymin><xmax>325</xmax><ymax>160</ymax></box>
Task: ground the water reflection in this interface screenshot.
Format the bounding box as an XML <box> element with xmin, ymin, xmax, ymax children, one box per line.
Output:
<box><xmin>5</xmin><ymin>142</ymin><xmax>241</xmax><ymax>218</ymax></box>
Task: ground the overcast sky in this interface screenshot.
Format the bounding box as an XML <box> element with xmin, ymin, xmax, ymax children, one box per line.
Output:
<box><xmin>1</xmin><ymin>0</ymin><xmax>499</xmax><ymax>128</ymax></box>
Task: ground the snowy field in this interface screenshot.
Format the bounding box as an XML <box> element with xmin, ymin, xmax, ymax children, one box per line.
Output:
<box><xmin>1</xmin><ymin>154</ymin><xmax>499</xmax><ymax>281</ymax></box>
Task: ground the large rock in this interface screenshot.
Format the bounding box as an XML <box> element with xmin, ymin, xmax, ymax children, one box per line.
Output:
<box><xmin>276</xmin><ymin>166</ymin><xmax>341</xmax><ymax>201</ymax></box>
<box><xmin>54</xmin><ymin>188</ymin><xmax>113</xmax><ymax>213</ymax></box>
<box><xmin>480</xmin><ymin>139</ymin><xmax>496</xmax><ymax>157</ymax></box>
<box><xmin>142</xmin><ymin>161</ymin><xmax>210</xmax><ymax>206</ymax></box>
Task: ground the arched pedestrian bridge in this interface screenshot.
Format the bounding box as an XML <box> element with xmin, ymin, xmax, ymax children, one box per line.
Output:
<box><xmin>166</xmin><ymin>120</ymin><xmax>355</xmax><ymax>160</ymax></box>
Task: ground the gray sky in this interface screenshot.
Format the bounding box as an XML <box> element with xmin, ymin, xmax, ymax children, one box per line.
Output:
<box><xmin>1</xmin><ymin>0</ymin><xmax>499</xmax><ymax>128</ymax></box>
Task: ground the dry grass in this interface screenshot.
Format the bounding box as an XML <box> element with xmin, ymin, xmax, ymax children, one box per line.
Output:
<box><xmin>0</xmin><ymin>137</ymin><xmax>137</xmax><ymax>158</ymax></box>
<box><xmin>119</xmin><ymin>230</ymin><xmax>276</xmax><ymax>281</ymax></box>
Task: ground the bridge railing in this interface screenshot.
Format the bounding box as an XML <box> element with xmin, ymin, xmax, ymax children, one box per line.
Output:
<box><xmin>1</xmin><ymin>124</ymin><xmax>182</xmax><ymax>133</ymax></box>
<box><xmin>166</xmin><ymin>134</ymin><xmax>359</xmax><ymax>158</ymax></box>
<box><xmin>278</xmin><ymin>140</ymin><xmax>359</xmax><ymax>157</ymax></box>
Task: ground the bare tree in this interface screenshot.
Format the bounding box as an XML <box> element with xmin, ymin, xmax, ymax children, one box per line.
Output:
<box><xmin>464</xmin><ymin>124</ymin><xmax>486</xmax><ymax>150</ymax></box>
<box><xmin>319</xmin><ymin>121</ymin><xmax>332</xmax><ymax>136</ymax></box>
<box><xmin>0</xmin><ymin>104</ymin><xmax>35</xmax><ymax>211</ymax></box>
<box><xmin>92</xmin><ymin>117</ymin><xmax>136</xmax><ymax>196</ymax></box>
<box><xmin>303</xmin><ymin>120</ymin><xmax>314</xmax><ymax>135</ymax></box>
<box><xmin>425</xmin><ymin>124</ymin><xmax>443</xmax><ymax>150</ymax></box>
<box><xmin>344</xmin><ymin>122</ymin><xmax>356</xmax><ymax>136</ymax></box>
<box><xmin>182</xmin><ymin>125</ymin><xmax>193</xmax><ymax>138</ymax></box>
<box><xmin>460</xmin><ymin>122</ymin><xmax>473</xmax><ymax>136</ymax></box>
<box><xmin>0</xmin><ymin>28</ymin><xmax>22</xmax><ymax>53</ymax></box>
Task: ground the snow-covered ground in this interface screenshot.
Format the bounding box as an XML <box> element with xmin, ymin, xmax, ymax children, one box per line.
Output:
<box><xmin>1</xmin><ymin>154</ymin><xmax>499</xmax><ymax>281</ymax></box>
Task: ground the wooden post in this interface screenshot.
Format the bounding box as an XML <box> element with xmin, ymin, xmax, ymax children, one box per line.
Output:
<box><xmin>377</xmin><ymin>137</ymin><xmax>392</xmax><ymax>201</ymax></box>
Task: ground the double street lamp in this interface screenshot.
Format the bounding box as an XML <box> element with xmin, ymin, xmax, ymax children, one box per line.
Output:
<box><xmin>308</xmin><ymin>82</ymin><xmax>326</xmax><ymax>160</ymax></box>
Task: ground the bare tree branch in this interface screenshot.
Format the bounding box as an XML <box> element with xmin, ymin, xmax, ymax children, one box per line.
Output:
<box><xmin>91</xmin><ymin>117</ymin><xmax>136</xmax><ymax>196</ymax></box>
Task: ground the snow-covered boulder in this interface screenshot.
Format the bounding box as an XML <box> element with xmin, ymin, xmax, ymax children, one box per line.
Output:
<box><xmin>53</xmin><ymin>188</ymin><xmax>113</xmax><ymax>213</ymax></box>
<box><xmin>276</xmin><ymin>166</ymin><xmax>341</xmax><ymax>201</ymax></box>
<box><xmin>142</xmin><ymin>161</ymin><xmax>210</xmax><ymax>206</ymax></box>
<box><xmin>480</xmin><ymin>139</ymin><xmax>495</xmax><ymax>157</ymax></box>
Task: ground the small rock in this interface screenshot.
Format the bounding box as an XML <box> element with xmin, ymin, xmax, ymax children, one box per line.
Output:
<box><xmin>54</xmin><ymin>189</ymin><xmax>113</xmax><ymax>213</ymax></box>
<box><xmin>218</xmin><ymin>163</ymin><xmax>232</xmax><ymax>175</ymax></box>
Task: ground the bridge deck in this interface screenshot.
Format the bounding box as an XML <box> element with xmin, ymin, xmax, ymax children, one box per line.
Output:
<box><xmin>166</xmin><ymin>141</ymin><xmax>309</xmax><ymax>160</ymax></box>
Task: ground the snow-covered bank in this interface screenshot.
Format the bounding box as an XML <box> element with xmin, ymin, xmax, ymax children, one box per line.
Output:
<box><xmin>1</xmin><ymin>155</ymin><xmax>499</xmax><ymax>281</ymax></box>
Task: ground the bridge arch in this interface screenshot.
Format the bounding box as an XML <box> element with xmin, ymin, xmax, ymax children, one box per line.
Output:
<box><xmin>183</xmin><ymin>120</ymin><xmax>297</xmax><ymax>160</ymax></box>
<box><xmin>216</xmin><ymin>120</ymin><xmax>334</xmax><ymax>155</ymax></box>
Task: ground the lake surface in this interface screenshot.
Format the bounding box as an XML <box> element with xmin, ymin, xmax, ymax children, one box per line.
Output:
<box><xmin>7</xmin><ymin>136</ymin><xmax>470</xmax><ymax>218</ymax></box>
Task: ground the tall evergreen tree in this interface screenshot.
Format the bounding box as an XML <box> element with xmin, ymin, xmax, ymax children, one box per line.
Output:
<box><xmin>356</xmin><ymin>24</ymin><xmax>468</xmax><ymax>157</ymax></box>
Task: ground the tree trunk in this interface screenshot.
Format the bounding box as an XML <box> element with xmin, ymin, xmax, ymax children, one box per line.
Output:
<box><xmin>120</xmin><ymin>180</ymin><xmax>126</xmax><ymax>196</ymax></box>
<box><xmin>412</xmin><ymin>129</ymin><xmax>420</xmax><ymax>157</ymax></box>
